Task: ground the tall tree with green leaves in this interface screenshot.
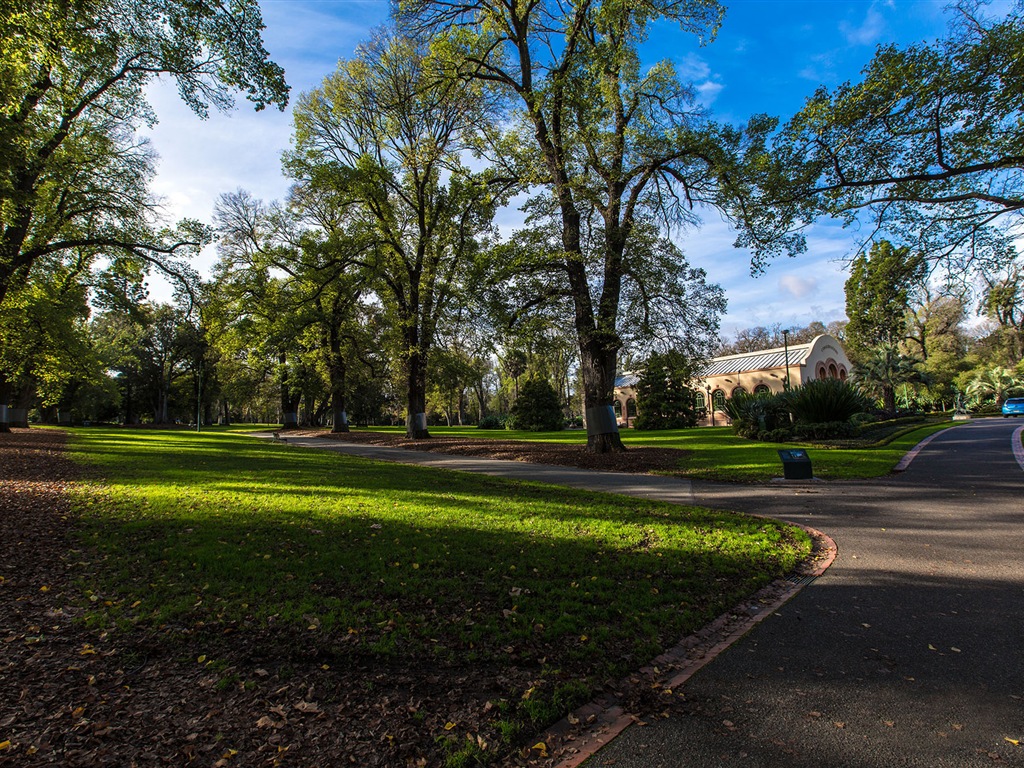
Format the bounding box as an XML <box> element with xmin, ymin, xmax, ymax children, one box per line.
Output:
<box><xmin>289</xmin><ymin>31</ymin><xmax>503</xmax><ymax>439</ymax></box>
<box><xmin>0</xmin><ymin>0</ymin><xmax>288</xmax><ymax>300</ymax></box>
<box><xmin>400</xmin><ymin>0</ymin><xmax>799</xmax><ymax>451</ymax></box>
<box><xmin>633</xmin><ymin>349</ymin><xmax>702</xmax><ymax>430</ymax></box>
<box><xmin>214</xmin><ymin>189</ymin><xmax>369</xmax><ymax>432</ymax></box>
<box><xmin>844</xmin><ymin>240</ymin><xmax>927</xmax><ymax>363</ymax></box>
<box><xmin>0</xmin><ymin>0</ymin><xmax>287</xmax><ymax>429</ymax></box>
<box><xmin>774</xmin><ymin>1</ymin><xmax>1024</xmax><ymax>273</ymax></box>
<box><xmin>980</xmin><ymin>263</ymin><xmax>1023</xmax><ymax>365</ymax></box>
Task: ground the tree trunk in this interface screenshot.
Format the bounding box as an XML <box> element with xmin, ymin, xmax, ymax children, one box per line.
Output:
<box><xmin>0</xmin><ymin>376</ymin><xmax>10</xmax><ymax>433</ymax></box>
<box><xmin>405</xmin><ymin>346</ymin><xmax>430</xmax><ymax>439</ymax></box>
<box><xmin>328</xmin><ymin>334</ymin><xmax>349</xmax><ymax>433</ymax></box>
<box><xmin>279</xmin><ymin>350</ymin><xmax>299</xmax><ymax>429</ymax></box>
<box><xmin>124</xmin><ymin>378</ymin><xmax>134</xmax><ymax>426</ymax></box>
<box><xmin>579</xmin><ymin>336</ymin><xmax>625</xmax><ymax>452</ymax></box>
<box><xmin>883</xmin><ymin>385</ymin><xmax>897</xmax><ymax>413</ymax></box>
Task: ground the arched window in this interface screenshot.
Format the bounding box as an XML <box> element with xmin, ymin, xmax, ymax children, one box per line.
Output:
<box><xmin>839</xmin><ymin>367</ymin><xmax>848</xmax><ymax>381</ymax></box>
<box><xmin>626</xmin><ymin>399</ymin><xmax>637</xmax><ymax>418</ymax></box>
<box><xmin>712</xmin><ymin>390</ymin><xmax>727</xmax><ymax>411</ymax></box>
<box><xmin>731</xmin><ymin>386</ymin><xmax>746</xmax><ymax>398</ymax></box>
<box><xmin>694</xmin><ymin>391</ymin><xmax>706</xmax><ymax>411</ymax></box>
<box><xmin>828</xmin><ymin>362</ymin><xmax>839</xmax><ymax>379</ymax></box>
<box><xmin>613</xmin><ymin>400</ymin><xmax>623</xmax><ymax>419</ymax></box>
<box><xmin>754</xmin><ymin>384</ymin><xmax>771</xmax><ymax>395</ymax></box>
<box><xmin>817</xmin><ymin>364</ymin><xmax>827</xmax><ymax>380</ymax></box>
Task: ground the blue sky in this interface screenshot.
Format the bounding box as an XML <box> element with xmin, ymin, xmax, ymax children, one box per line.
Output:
<box><xmin>141</xmin><ymin>0</ymin><xmax>959</xmax><ymax>339</ymax></box>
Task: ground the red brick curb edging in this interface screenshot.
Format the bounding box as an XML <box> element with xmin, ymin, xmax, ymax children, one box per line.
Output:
<box><xmin>514</xmin><ymin>525</ymin><xmax>838</xmax><ymax>768</ymax></box>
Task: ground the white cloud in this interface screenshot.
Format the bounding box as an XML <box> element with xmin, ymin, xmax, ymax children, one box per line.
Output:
<box><xmin>676</xmin><ymin>52</ymin><xmax>724</xmax><ymax>106</ymax></box>
<box><xmin>839</xmin><ymin>4</ymin><xmax>888</xmax><ymax>46</ymax></box>
<box><xmin>779</xmin><ymin>274</ymin><xmax>818</xmax><ymax>299</ymax></box>
<box><xmin>137</xmin><ymin>1</ymin><xmax>389</xmax><ymax>302</ymax></box>
<box><xmin>696</xmin><ymin>80</ymin><xmax>725</xmax><ymax>104</ymax></box>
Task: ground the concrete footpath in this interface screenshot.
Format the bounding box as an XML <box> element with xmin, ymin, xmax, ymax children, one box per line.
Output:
<box><xmin>257</xmin><ymin>422</ymin><xmax>1024</xmax><ymax>767</ymax></box>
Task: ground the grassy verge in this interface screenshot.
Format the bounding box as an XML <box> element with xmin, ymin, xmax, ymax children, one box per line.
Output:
<box><xmin>67</xmin><ymin>428</ymin><xmax>810</xmax><ymax>764</ymax></box>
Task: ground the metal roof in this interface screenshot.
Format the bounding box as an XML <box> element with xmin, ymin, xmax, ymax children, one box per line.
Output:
<box><xmin>615</xmin><ymin>372</ymin><xmax>640</xmax><ymax>388</ymax></box>
<box><xmin>698</xmin><ymin>342</ymin><xmax>813</xmax><ymax>377</ymax></box>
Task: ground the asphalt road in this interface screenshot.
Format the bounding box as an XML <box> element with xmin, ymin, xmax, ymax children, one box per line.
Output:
<box><xmin>586</xmin><ymin>418</ymin><xmax>1024</xmax><ymax>768</ymax></box>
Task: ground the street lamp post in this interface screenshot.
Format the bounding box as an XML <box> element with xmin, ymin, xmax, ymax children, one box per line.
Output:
<box><xmin>782</xmin><ymin>329</ymin><xmax>791</xmax><ymax>391</ymax></box>
<box><xmin>706</xmin><ymin>384</ymin><xmax>714</xmax><ymax>427</ymax></box>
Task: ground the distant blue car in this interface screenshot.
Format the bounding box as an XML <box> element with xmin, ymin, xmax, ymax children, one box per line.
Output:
<box><xmin>1003</xmin><ymin>397</ymin><xmax>1024</xmax><ymax>417</ymax></box>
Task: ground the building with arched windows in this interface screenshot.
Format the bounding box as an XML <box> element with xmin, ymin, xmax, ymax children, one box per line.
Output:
<box><xmin>613</xmin><ymin>334</ymin><xmax>852</xmax><ymax>427</ymax></box>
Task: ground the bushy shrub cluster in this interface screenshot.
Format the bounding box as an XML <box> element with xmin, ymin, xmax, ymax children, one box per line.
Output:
<box><xmin>633</xmin><ymin>350</ymin><xmax>702</xmax><ymax>430</ymax></box>
<box><xmin>730</xmin><ymin>379</ymin><xmax>868</xmax><ymax>442</ymax></box>
<box><xmin>507</xmin><ymin>378</ymin><xmax>565</xmax><ymax>431</ymax></box>
<box><xmin>477</xmin><ymin>414</ymin><xmax>507</xmax><ymax>430</ymax></box>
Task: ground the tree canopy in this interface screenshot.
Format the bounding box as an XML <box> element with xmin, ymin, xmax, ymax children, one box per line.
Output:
<box><xmin>775</xmin><ymin>0</ymin><xmax>1024</xmax><ymax>272</ymax></box>
<box><xmin>400</xmin><ymin>0</ymin><xmax>803</xmax><ymax>451</ymax></box>
<box><xmin>0</xmin><ymin>0</ymin><xmax>288</xmax><ymax>313</ymax></box>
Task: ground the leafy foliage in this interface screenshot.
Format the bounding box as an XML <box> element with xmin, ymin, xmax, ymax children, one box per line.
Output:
<box><xmin>0</xmin><ymin>0</ymin><xmax>288</xmax><ymax>312</ymax></box>
<box><xmin>633</xmin><ymin>350</ymin><xmax>702</xmax><ymax>430</ymax></box>
<box><xmin>855</xmin><ymin>345</ymin><xmax>928</xmax><ymax>413</ymax></box>
<box><xmin>724</xmin><ymin>391</ymin><xmax>790</xmax><ymax>439</ymax></box>
<box><xmin>507</xmin><ymin>378</ymin><xmax>564</xmax><ymax>431</ymax></box>
<box><xmin>774</xmin><ymin>1</ymin><xmax>1024</xmax><ymax>272</ymax></box>
<box><xmin>844</xmin><ymin>241</ymin><xmax>926</xmax><ymax>363</ymax></box>
<box><xmin>784</xmin><ymin>378</ymin><xmax>869</xmax><ymax>425</ymax></box>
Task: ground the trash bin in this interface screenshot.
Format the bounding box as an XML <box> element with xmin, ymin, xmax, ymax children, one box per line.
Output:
<box><xmin>778</xmin><ymin>449</ymin><xmax>812</xmax><ymax>480</ymax></box>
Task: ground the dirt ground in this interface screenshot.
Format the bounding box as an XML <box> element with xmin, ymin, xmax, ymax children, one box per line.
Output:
<box><xmin>287</xmin><ymin>429</ymin><xmax>691</xmax><ymax>475</ymax></box>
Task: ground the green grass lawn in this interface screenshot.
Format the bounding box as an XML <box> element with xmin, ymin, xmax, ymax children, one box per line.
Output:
<box><xmin>67</xmin><ymin>427</ymin><xmax>810</xmax><ymax>762</ymax></box>
<box><xmin>320</xmin><ymin>420</ymin><xmax>960</xmax><ymax>482</ymax></box>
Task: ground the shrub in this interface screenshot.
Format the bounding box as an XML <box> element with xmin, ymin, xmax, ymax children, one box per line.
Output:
<box><xmin>507</xmin><ymin>379</ymin><xmax>565</xmax><ymax>431</ymax></box>
<box><xmin>784</xmin><ymin>379</ymin><xmax>868</xmax><ymax>424</ymax></box>
<box><xmin>792</xmin><ymin>421</ymin><xmax>858</xmax><ymax>440</ymax></box>
<box><xmin>758</xmin><ymin>427</ymin><xmax>794</xmax><ymax>442</ymax></box>
<box><xmin>477</xmin><ymin>414</ymin><xmax>507</xmax><ymax>430</ymax></box>
<box><xmin>633</xmin><ymin>350</ymin><xmax>701</xmax><ymax>430</ymax></box>
<box><xmin>726</xmin><ymin>391</ymin><xmax>789</xmax><ymax>436</ymax></box>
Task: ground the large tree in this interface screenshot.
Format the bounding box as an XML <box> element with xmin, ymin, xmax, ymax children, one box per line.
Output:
<box><xmin>775</xmin><ymin>0</ymin><xmax>1024</xmax><ymax>272</ymax></box>
<box><xmin>844</xmin><ymin>240</ymin><xmax>926</xmax><ymax>363</ymax></box>
<box><xmin>289</xmin><ymin>31</ymin><xmax>503</xmax><ymax>438</ymax></box>
<box><xmin>401</xmin><ymin>0</ymin><xmax>800</xmax><ymax>451</ymax></box>
<box><xmin>0</xmin><ymin>0</ymin><xmax>288</xmax><ymax>429</ymax></box>
<box><xmin>214</xmin><ymin>190</ymin><xmax>369</xmax><ymax>431</ymax></box>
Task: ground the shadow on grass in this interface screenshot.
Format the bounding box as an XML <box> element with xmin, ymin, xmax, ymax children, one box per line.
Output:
<box><xmin>68</xmin><ymin>428</ymin><xmax>809</xmax><ymax>682</ymax></box>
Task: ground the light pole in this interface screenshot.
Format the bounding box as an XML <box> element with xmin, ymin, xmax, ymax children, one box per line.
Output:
<box><xmin>782</xmin><ymin>329</ymin><xmax>791</xmax><ymax>391</ymax></box>
<box><xmin>706</xmin><ymin>383</ymin><xmax>714</xmax><ymax>427</ymax></box>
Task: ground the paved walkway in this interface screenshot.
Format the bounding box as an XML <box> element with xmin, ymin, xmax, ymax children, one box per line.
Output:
<box><xmin>257</xmin><ymin>422</ymin><xmax>1024</xmax><ymax>767</ymax></box>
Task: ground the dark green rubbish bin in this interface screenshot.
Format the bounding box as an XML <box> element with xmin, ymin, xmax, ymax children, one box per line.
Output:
<box><xmin>778</xmin><ymin>449</ymin><xmax>812</xmax><ymax>480</ymax></box>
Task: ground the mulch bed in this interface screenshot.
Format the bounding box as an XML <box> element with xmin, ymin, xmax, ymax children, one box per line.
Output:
<box><xmin>287</xmin><ymin>429</ymin><xmax>691</xmax><ymax>475</ymax></box>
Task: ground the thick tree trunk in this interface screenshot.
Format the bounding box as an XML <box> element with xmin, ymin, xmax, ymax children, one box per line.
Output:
<box><xmin>328</xmin><ymin>334</ymin><xmax>349</xmax><ymax>433</ymax></box>
<box><xmin>279</xmin><ymin>350</ymin><xmax>299</xmax><ymax>429</ymax></box>
<box><xmin>579</xmin><ymin>336</ymin><xmax>625</xmax><ymax>453</ymax></box>
<box><xmin>405</xmin><ymin>348</ymin><xmax>430</xmax><ymax>439</ymax></box>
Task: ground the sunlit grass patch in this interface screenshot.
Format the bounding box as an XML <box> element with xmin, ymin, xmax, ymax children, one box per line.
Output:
<box><xmin>67</xmin><ymin>427</ymin><xmax>811</xmax><ymax>754</ymax></box>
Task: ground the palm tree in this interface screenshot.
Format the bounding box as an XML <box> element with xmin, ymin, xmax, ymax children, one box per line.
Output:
<box><xmin>855</xmin><ymin>346</ymin><xmax>927</xmax><ymax>413</ymax></box>
<box><xmin>965</xmin><ymin>366</ymin><xmax>1023</xmax><ymax>407</ymax></box>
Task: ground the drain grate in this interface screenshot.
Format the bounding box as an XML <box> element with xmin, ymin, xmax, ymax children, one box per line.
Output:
<box><xmin>786</xmin><ymin>574</ymin><xmax>818</xmax><ymax>587</ymax></box>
